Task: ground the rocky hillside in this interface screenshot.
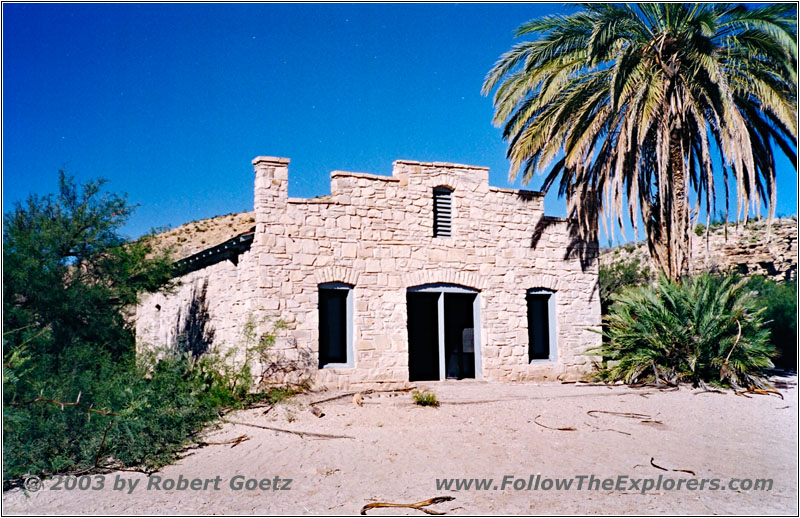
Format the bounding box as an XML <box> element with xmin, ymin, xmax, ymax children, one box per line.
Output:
<box><xmin>600</xmin><ymin>217</ymin><xmax>798</xmax><ymax>281</ymax></box>
<box><xmin>148</xmin><ymin>211</ymin><xmax>255</xmax><ymax>261</ymax></box>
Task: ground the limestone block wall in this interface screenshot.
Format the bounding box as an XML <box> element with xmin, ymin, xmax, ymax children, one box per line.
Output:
<box><xmin>135</xmin><ymin>248</ymin><xmax>261</xmax><ymax>358</ymax></box>
<box><xmin>135</xmin><ymin>155</ymin><xmax>602</xmax><ymax>389</ymax></box>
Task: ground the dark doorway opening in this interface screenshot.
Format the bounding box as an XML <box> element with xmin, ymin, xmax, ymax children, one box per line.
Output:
<box><xmin>444</xmin><ymin>293</ymin><xmax>475</xmax><ymax>379</ymax></box>
<box><xmin>407</xmin><ymin>292</ymin><xmax>440</xmax><ymax>381</ymax></box>
<box><xmin>407</xmin><ymin>288</ymin><xmax>478</xmax><ymax>381</ymax></box>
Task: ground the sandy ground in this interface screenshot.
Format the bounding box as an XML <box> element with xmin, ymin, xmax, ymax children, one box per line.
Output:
<box><xmin>4</xmin><ymin>377</ymin><xmax>798</xmax><ymax>515</ymax></box>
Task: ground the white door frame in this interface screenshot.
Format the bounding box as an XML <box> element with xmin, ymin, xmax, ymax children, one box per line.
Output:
<box><xmin>407</xmin><ymin>283</ymin><xmax>482</xmax><ymax>380</ymax></box>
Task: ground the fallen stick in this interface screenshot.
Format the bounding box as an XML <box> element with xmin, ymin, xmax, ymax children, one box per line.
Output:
<box><xmin>9</xmin><ymin>396</ymin><xmax>119</xmax><ymax>416</ymax></box>
<box><xmin>246</xmin><ymin>403</ymin><xmax>276</xmax><ymax>410</ymax></box>
<box><xmin>649</xmin><ymin>458</ymin><xmax>668</xmax><ymax>471</ymax></box>
<box><xmin>650</xmin><ymin>457</ymin><xmax>696</xmax><ymax>476</ymax></box>
<box><xmin>62</xmin><ymin>418</ymin><xmax>117</xmax><ymax>476</ymax></box>
<box><xmin>559</xmin><ymin>382</ymin><xmax>616</xmax><ymax>387</ymax></box>
<box><xmin>66</xmin><ymin>464</ymin><xmax>158</xmax><ymax>477</ymax></box>
<box><xmin>585</xmin><ymin>421</ymin><xmax>631</xmax><ymax>436</ymax></box>
<box><xmin>737</xmin><ymin>388</ymin><xmax>784</xmax><ymax>400</ymax></box>
<box><xmin>310</xmin><ymin>391</ymin><xmax>360</xmax><ymax>405</ymax></box>
<box><xmin>587</xmin><ymin>410</ymin><xmax>652</xmax><ymax>420</ymax></box>
<box><xmin>629</xmin><ymin>382</ymin><xmax>678</xmax><ymax>390</ymax></box>
<box><xmin>360</xmin><ymin>496</ymin><xmax>455</xmax><ymax>515</ymax></box>
<box><xmin>109</xmin><ymin>466</ymin><xmax>159</xmax><ymax>475</ymax></box>
<box><xmin>199</xmin><ymin>434</ymin><xmax>250</xmax><ymax>448</ymax></box>
<box><xmin>533</xmin><ymin>414</ymin><xmax>576</xmax><ymax>431</ymax></box>
<box><xmin>372</xmin><ymin>387</ymin><xmax>416</xmax><ymax>395</ymax></box>
<box><xmin>310</xmin><ymin>387</ymin><xmax>416</xmax><ymax>406</ymax></box>
<box><xmin>223</xmin><ymin>420</ymin><xmax>354</xmax><ymax>440</ymax></box>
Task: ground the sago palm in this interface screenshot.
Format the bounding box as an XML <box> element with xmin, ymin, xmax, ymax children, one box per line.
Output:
<box><xmin>482</xmin><ymin>3</ymin><xmax>797</xmax><ymax>280</ymax></box>
<box><xmin>590</xmin><ymin>274</ymin><xmax>774</xmax><ymax>389</ymax></box>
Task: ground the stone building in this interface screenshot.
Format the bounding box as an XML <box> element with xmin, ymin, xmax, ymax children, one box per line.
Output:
<box><xmin>135</xmin><ymin>156</ymin><xmax>601</xmax><ymax>388</ymax></box>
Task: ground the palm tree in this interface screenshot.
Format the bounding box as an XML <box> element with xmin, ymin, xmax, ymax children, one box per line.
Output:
<box><xmin>482</xmin><ymin>3</ymin><xmax>797</xmax><ymax>280</ymax></box>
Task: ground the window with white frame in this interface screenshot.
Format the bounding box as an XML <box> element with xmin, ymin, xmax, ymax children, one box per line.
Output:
<box><xmin>526</xmin><ymin>288</ymin><xmax>557</xmax><ymax>362</ymax></box>
<box><xmin>318</xmin><ymin>283</ymin><xmax>354</xmax><ymax>368</ymax></box>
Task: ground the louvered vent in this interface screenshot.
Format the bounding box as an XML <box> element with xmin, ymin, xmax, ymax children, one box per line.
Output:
<box><xmin>433</xmin><ymin>187</ymin><xmax>452</xmax><ymax>238</ymax></box>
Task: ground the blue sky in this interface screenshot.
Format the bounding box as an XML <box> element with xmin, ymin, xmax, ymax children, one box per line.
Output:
<box><xmin>3</xmin><ymin>3</ymin><xmax>797</xmax><ymax>245</ymax></box>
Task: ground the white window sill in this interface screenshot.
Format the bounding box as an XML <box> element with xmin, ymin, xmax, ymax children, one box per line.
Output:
<box><xmin>529</xmin><ymin>358</ymin><xmax>558</xmax><ymax>365</ymax></box>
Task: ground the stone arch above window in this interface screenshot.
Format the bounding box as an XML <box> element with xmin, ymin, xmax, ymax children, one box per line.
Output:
<box><xmin>526</xmin><ymin>274</ymin><xmax>567</xmax><ymax>292</ymax></box>
<box><xmin>427</xmin><ymin>171</ymin><xmax>459</xmax><ymax>191</ymax></box>
<box><xmin>407</xmin><ymin>282</ymin><xmax>479</xmax><ymax>293</ymax></box>
<box><xmin>313</xmin><ymin>266</ymin><xmax>359</xmax><ymax>286</ymax></box>
<box><xmin>403</xmin><ymin>270</ymin><xmax>488</xmax><ymax>291</ymax></box>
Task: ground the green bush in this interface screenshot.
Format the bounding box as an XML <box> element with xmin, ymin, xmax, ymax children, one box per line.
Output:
<box><xmin>2</xmin><ymin>174</ymin><xmax>298</xmax><ymax>487</ymax></box>
<box><xmin>412</xmin><ymin>390</ymin><xmax>440</xmax><ymax>407</ymax></box>
<box><xmin>694</xmin><ymin>223</ymin><xmax>706</xmax><ymax>236</ymax></box>
<box><xmin>590</xmin><ymin>274</ymin><xmax>775</xmax><ymax>388</ymax></box>
<box><xmin>3</xmin><ymin>173</ymin><xmax>176</xmax><ymax>362</ymax></box>
<box><xmin>598</xmin><ymin>256</ymin><xmax>652</xmax><ymax>315</ymax></box>
<box><xmin>746</xmin><ymin>276</ymin><xmax>797</xmax><ymax>371</ymax></box>
<box><xmin>3</xmin><ymin>346</ymin><xmax>271</xmax><ymax>484</ymax></box>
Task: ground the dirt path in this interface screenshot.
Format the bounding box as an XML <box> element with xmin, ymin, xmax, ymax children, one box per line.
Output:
<box><xmin>4</xmin><ymin>379</ymin><xmax>797</xmax><ymax>515</ymax></box>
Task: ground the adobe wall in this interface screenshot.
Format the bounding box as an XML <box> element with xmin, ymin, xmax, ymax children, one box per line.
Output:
<box><xmin>135</xmin><ymin>156</ymin><xmax>602</xmax><ymax>389</ymax></box>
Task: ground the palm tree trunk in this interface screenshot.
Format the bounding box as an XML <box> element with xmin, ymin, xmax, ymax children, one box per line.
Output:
<box><xmin>649</xmin><ymin>126</ymin><xmax>691</xmax><ymax>282</ymax></box>
<box><xmin>667</xmin><ymin>126</ymin><xmax>690</xmax><ymax>281</ymax></box>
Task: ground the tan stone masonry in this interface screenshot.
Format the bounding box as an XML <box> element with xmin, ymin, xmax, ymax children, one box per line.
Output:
<box><xmin>135</xmin><ymin>156</ymin><xmax>601</xmax><ymax>389</ymax></box>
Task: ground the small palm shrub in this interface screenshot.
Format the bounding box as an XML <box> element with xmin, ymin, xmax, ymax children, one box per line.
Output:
<box><xmin>590</xmin><ymin>274</ymin><xmax>775</xmax><ymax>388</ymax></box>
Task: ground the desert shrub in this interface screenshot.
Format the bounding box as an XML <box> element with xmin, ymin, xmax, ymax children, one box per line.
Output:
<box><xmin>2</xmin><ymin>346</ymin><xmax>275</xmax><ymax>484</ymax></box>
<box><xmin>3</xmin><ymin>173</ymin><xmax>176</xmax><ymax>361</ymax></box>
<box><xmin>2</xmin><ymin>174</ymin><xmax>297</xmax><ymax>487</ymax></box>
<box><xmin>3</xmin><ymin>320</ymin><xmax>297</xmax><ymax>486</ymax></box>
<box><xmin>590</xmin><ymin>274</ymin><xmax>775</xmax><ymax>388</ymax></box>
<box><xmin>412</xmin><ymin>390</ymin><xmax>440</xmax><ymax>407</ymax></box>
<box><xmin>694</xmin><ymin>223</ymin><xmax>706</xmax><ymax>236</ymax></box>
<box><xmin>598</xmin><ymin>256</ymin><xmax>652</xmax><ymax>315</ymax></box>
<box><xmin>187</xmin><ymin>314</ymin><xmax>308</xmax><ymax>406</ymax></box>
<box><xmin>746</xmin><ymin>276</ymin><xmax>797</xmax><ymax>371</ymax></box>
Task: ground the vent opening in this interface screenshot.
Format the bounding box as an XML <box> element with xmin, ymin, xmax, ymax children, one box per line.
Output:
<box><xmin>433</xmin><ymin>187</ymin><xmax>452</xmax><ymax>238</ymax></box>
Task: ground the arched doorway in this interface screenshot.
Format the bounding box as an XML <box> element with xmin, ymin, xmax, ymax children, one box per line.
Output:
<box><xmin>406</xmin><ymin>283</ymin><xmax>481</xmax><ymax>381</ymax></box>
